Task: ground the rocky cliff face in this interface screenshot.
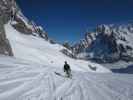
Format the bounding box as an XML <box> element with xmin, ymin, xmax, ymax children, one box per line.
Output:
<box><xmin>72</xmin><ymin>24</ymin><xmax>133</xmax><ymax>63</ymax></box>
<box><xmin>0</xmin><ymin>0</ymin><xmax>15</xmax><ymax>56</ymax></box>
<box><xmin>0</xmin><ymin>0</ymin><xmax>49</xmax><ymax>56</ymax></box>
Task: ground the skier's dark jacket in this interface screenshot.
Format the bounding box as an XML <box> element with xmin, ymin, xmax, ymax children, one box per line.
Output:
<box><xmin>64</xmin><ymin>63</ymin><xmax>70</xmax><ymax>72</ymax></box>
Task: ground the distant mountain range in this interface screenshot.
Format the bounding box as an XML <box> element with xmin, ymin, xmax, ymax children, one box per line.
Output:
<box><xmin>70</xmin><ymin>24</ymin><xmax>133</xmax><ymax>63</ymax></box>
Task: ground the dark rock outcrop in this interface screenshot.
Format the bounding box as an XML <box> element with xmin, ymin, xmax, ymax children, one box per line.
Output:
<box><xmin>0</xmin><ymin>19</ymin><xmax>13</xmax><ymax>56</ymax></box>
<box><xmin>12</xmin><ymin>16</ymin><xmax>32</xmax><ymax>34</ymax></box>
<box><xmin>0</xmin><ymin>0</ymin><xmax>15</xmax><ymax>56</ymax></box>
<box><xmin>60</xmin><ymin>49</ymin><xmax>76</xmax><ymax>59</ymax></box>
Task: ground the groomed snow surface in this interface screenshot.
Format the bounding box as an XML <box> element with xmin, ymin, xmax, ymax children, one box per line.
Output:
<box><xmin>0</xmin><ymin>23</ymin><xmax>132</xmax><ymax>100</ymax></box>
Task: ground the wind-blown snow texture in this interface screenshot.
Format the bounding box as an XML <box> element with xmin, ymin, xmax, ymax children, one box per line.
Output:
<box><xmin>0</xmin><ymin>56</ymin><xmax>133</xmax><ymax>100</ymax></box>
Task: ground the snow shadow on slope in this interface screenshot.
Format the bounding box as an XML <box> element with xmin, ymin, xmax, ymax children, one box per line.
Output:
<box><xmin>111</xmin><ymin>64</ymin><xmax>133</xmax><ymax>74</ymax></box>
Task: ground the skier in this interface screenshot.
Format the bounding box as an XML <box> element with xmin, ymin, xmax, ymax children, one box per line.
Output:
<box><xmin>64</xmin><ymin>61</ymin><xmax>72</xmax><ymax>78</ymax></box>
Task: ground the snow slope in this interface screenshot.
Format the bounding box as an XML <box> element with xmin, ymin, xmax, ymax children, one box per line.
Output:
<box><xmin>0</xmin><ymin>56</ymin><xmax>133</xmax><ymax>100</ymax></box>
<box><xmin>2</xmin><ymin>23</ymin><xmax>133</xmax><ymax>100</ymax></box>
<box><xmin>4</xmin><ymin>23</ymin><xmax>110</xmax><ymax>73</ymax></box>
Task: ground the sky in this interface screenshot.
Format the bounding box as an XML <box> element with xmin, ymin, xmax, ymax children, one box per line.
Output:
<box><xmin>16</xmin><ymin>0</ymin><xmax>133</xmax><ymax>43</ymax></box>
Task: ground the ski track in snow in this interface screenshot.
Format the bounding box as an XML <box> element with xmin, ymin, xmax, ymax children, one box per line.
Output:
<box><xmin>0</xmin><ymin>23</ymin><xmax>132</xmax><ymax>100</ymax></box>
<box><xmin>0</xmin><ymin>58</ymin><xmax>133</xmax><ymax>100</ymax></box>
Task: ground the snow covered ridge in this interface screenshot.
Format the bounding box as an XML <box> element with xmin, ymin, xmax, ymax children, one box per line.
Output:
<box><xmin>0</xmin><ymin>0</ymin><xmax>50</xmax><ymax>56</ymax></box>
<box><xmin>72</xmin><ymin>24</ymin><xmax>133</xmax><ymax>63</ymax></box>
<box><xmin>9</xmin><ymin>1</ymin><xmax>49</xmax><ymax>41</ymax></box>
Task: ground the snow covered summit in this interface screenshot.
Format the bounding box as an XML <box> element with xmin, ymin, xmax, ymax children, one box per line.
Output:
<box><xmin>72</xmin><ymin>24</ymin><xmax>133</xmax><ymax>63</ymax></box>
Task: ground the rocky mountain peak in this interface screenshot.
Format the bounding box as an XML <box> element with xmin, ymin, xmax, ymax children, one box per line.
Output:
<box><xmin>71</xmin><ymin>24</ymin><xmax>133</xmax><ymax>63</ymax></box>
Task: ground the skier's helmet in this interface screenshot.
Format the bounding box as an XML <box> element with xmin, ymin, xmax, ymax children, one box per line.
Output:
<box><xmin>65</xmin><ymin>61</ymin><xmax>67</xmax><ymax>64</ymax></box>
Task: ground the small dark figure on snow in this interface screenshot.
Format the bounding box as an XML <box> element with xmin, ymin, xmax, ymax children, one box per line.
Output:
<box><xmin>64</xmin><ymin>61</ymin><xmax>72</xmax><ymax>78</ymax></box>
